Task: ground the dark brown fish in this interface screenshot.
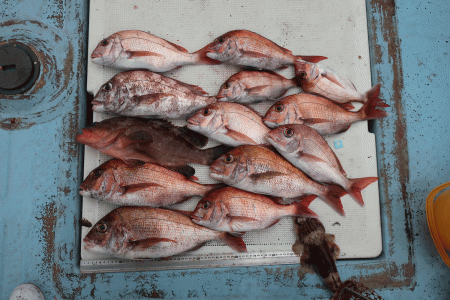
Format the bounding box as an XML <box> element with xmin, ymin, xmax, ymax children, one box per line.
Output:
<box><xmin>83</xmin><ymin>206</ymin><xmax>247</xmax><ymax>259</ymax></box>
<box><xmin>76</xmin><ymin>117</ymin><xmax>231</xmax><ymax>177</ymax></box>
<box><xmin>80</xmin><ymin>159</ymin><xmax>223</xmax><ymax>207</ymax></box>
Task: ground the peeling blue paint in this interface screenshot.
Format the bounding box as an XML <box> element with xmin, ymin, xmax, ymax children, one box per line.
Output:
<box><xmin>1</xmin><ymin>0</ymin><xmax>450</xmax><ymax>299</ymax></box>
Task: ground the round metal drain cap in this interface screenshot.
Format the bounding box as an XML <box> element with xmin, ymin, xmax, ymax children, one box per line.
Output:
<box><xmin>0</xmin><ymin>42</ymin><xmax>40</xmax><ymax>95</ymax></box>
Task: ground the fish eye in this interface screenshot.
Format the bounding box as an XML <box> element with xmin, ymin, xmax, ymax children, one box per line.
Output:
<box><xmin>283</xmin><ymin>128</ymin><xmax>294</xmax><ymax>138</ymax></box>
<box><xmin>224</xmin><ymin>155</ymin><xmax>234</xmax><ymax>163</ymax></box>
<box><xmin>93</xmin><ymin>169</ymin><xmax>103</xmax><ymax>178</ymax></box>
<box><xmin>223</xmin><ymin>82</ymin><xmax>230</xmax><ymax>89</ymax></box>
<box><xmin>103</xmin><ymin>83</ymin><xmax>112</xmax><ymax>91</ymax></box>
<box><xmin>101</xmin><ymin>39</ymin><xmax>109</xmax><ymax>46</ymax></box>
<box><xmin>97</xmin><ymin>222</ymin><xmax>108</xmax><ymax>233</ymax></box>
<box><xmin>274</xmin><ymin>105</ymin><xmax>284</xmax><ymax>113</ymax></box>
<box><xmin>202</xmin><ymin>201</ymin><xmax>211</xmax><ymax>209</ymax></box>
<box><xmin>202</xmin><ymin>108</ymin><xmax>211</xmax><ymax>116</ymax></box>
<box><xmin>218</xmin><ymin>37</ymin><xmax>225</xmax><ymax>43</ymax></box>
<box><xmin>298</xmin><ymin>71</ymin><xmax>307</xmax><ymax>79</ymax></box>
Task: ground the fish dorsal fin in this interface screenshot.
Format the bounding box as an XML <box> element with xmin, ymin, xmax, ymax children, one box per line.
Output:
<box><xmin>165</xmin><ymin>40</ymin><xmax>189</xmax><ymax>53</ymax></box>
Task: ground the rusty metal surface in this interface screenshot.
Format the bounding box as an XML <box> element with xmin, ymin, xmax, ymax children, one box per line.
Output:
<box><xmin>1</xmin><ymin>0</ymin><xmax>449</xmax><ymax>299</ymax></box>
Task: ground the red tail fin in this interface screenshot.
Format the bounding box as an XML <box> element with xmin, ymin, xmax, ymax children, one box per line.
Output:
<box><xmin>297</xmin><ymin>55</ymin><xmax>328</xmax><ymax>63</ymax></box>
<box><xmin>365</xmin><ymin>83</ymin><xmax>389</xmax><ymax>107</ymax></box>
<box><xmin>221</xmin><ymin>232</ymin><xmax>247</xmax><ymax>252</ymax></box>
<box><xmin>360</xmin><ymin>84</ymin><xmax>389</xmax><ymax>120</ymax></box>
<box><xmin>348</xmin><ymin>177</ymin><xmax>378</xmax><ymax>205</ymax></box>
<box><xmin>322</xmin><ymin>185</ymin><xmax>347</xmax><ymax>216</ymax></box>
<box><xmin>288</xmin><ymin>195</ymin><xmax>319</xmax><ymax>218</ymax></box>
<box><xmin>193</xmin><ymin>45</ymin><xmax>222</xmax><ymax>65</ymax></box>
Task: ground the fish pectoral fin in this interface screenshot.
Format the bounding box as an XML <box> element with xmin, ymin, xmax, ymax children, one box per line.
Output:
<box><xmin>249</xmin><ymin>171</ymin><xmax>286</xmax><ymax>182</ymax></box>
<box><xmin>119</xmin><ymin>183</ymin><xmax>162</xmax><ymax>195</ymax></box>
<box><xmin>133</xmin><ymin>93</ymin><xmax>173</xmax><ymax>105</ymax></box>
<box><xmin>296</xmin><ymin>152</ymin><xmax>327</xmax><ymax>164</ymax></box>
<box><xmin>176</xmin><ymin>127</ymin><xmax>209</xmax><ymax>148</ymax></box>
<box><xmin>246</xmin><ymin>85</ymin><xmax>270</xmax><ymax>95</ymax></box>
<box><xmin>225</xmin><ymin>128</ymin><xmax>258</xmax><ymax>145</ymax></box>
<box><xmin>230</xmin><ymin>216</ymin><xmax>259</xmax><ymax>229</ymax></box>
<box><xmin>166</xmin><ymin>165</ymin><xmax>196</xmax><ymax>178</ymax></box>
<box><xmin>241</xmin><ymin>50</ymin><xmax>272</xmax><ymax>59</ymax></box>
<box><xmin>128</xmin><ymin>237</ymin><xmax>176</xmax><ymax>251</ymax></box>
<box><xmin>126</xmin><ymin>50</ymin><xmax>164</xmax><ymax>58</ymax></box>
<box><xmin>321</xmin><ymin>72</ymin><xmax>346</xmax><ymax>89</ymax></box>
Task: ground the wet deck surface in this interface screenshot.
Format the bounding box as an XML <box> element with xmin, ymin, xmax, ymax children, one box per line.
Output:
<box><xmin>1</xmin><ymin>0</ymin><xmax>449</xmax><ymax>299</ymax></box>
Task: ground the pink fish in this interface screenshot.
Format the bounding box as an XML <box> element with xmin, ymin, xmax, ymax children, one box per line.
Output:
<box><xmin>263</xmin><ymin>93</ymin><xmax>388</xmax><ymax>135</ymax></box>
<box><xmin>216</xmin><ymin>70</ymin><xmax>298</xmax><ymax>104</ymax></box>
<box><xmin>209</xmin><ymin>145</ymin><xmax>348</xmax><ymax>215</ymax></box>
<box><xmin>83</xmin><ymin>207</ymin><xmax>247</xmax><ymax>259</ymax></box>
<box><xmin>268</xmin><ymin>124</ymin><xmax>378</xmax><ymax>205</ymax></box>
<box><xmin>191</xmin><ymin>187</ymin><xmax>317</xmax><ymax>233</ymax></box>
<box><xmin>294</xmin><ymin>60</ymin><xmax>388</xmax><ymax>108</ymax></box>
<box><xmin>202</xmin><ymin>30</ymin><xmax>326</xmax><ymax>70</ymax></box>
<box><xmin>91</xmin><ymin>30</ymin><xmax>219</xmax><ymax>72</ymax></box>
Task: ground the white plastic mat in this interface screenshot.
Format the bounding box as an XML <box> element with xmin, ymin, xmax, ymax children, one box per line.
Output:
<box><xmin>81</xmin><ymin>0</ymin><xmax>382</xmax><ymax>273</ymax></box>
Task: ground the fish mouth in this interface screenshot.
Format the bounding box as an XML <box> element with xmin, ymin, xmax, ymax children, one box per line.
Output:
<box><xmin>190</xmin><ymin>214</ymin><xmax>201</xmax><ymax>222</ymax></box>
<box><xmin>187</xmin><ymin>118</ymin><xmax>199</xmax><ymax>126</ymax></box>
<box><xmin>263</xmin><ymin>118</ymin><xmax>277</xmax><ymax>128</ymax></box>
<box><xmin>267</xmin><ymin>132</ymin><xmax>280</xmax><ymax>144</ymax></box>
<box><xmin>83</xmin><ymin>238</ymin><xmax>95</xmax><ymax>249</ymax></box>
<box><xmin>76</xmin><ymin>129</ymin><xmax>92</xmax><ymax>143</ymax></box>
<box><xmin>91</xmin><ymin>52</ymin><xmax>102</xmax><ymax>59</ymax></box>
<box><xmin>92</xmin><ymin>100</ymin><xmax>103</xmax><ymax>106</ymax></box>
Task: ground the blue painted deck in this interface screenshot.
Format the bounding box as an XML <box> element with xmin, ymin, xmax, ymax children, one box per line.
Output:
<box><xmin>0</xmin><ymin>0</ymin><xmax>449</xmax><ymax>299</ymax></box>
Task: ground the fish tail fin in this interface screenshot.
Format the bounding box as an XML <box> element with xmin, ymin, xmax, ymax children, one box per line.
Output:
<box><xmin>221</xmin><ymin>232</ymin><xmax>247</xmax><ymax>252</ymax></box>
<box><xmin>193</xmin><ymin>46</ymin><xmax>222</xmax><ymax>65</ymax></box>
<box><xmin>360</xmin><ymin>84</ymin><xmax>389</xmax><ymax>120</ymax></box>
<box><xmin>204</xmin><ymin>145</ymin><xmax>234</xmax><ymax>165</ymax></box>
<box><xmin>348</xmin><ymin>177</ymin><xmax>378</xmax><ymax>205</ymax></box>
<box><xmin>288</xmin><ymin>195</ymin><xmax>319</xmax><ymax>218</ymax></box>
<box><xmin>365</xmin><ymin>83</ymin><xmax>390</xmax><ymax>107</ymax></box>
<box><xmin>296</xmin><ymin>55</ymin><xmax>328</xmax><ymax>63</ymax></box>
<box><xmin>322</xmin><ymin>185</ymin><xmax>347</xmax><ymax>216</ymax></box>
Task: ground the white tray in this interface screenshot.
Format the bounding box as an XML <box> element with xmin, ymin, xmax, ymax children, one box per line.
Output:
<box><xmin>81</xmin><ymin>0</ymin><xmax>382</xmax><ymax>273</ymax></box>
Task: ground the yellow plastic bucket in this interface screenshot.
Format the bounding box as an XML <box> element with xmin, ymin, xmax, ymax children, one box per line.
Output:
<box><xmin>426</xmin><ymin>181</ymin><xmax>450</xmax><ymax>268</ymax></box>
